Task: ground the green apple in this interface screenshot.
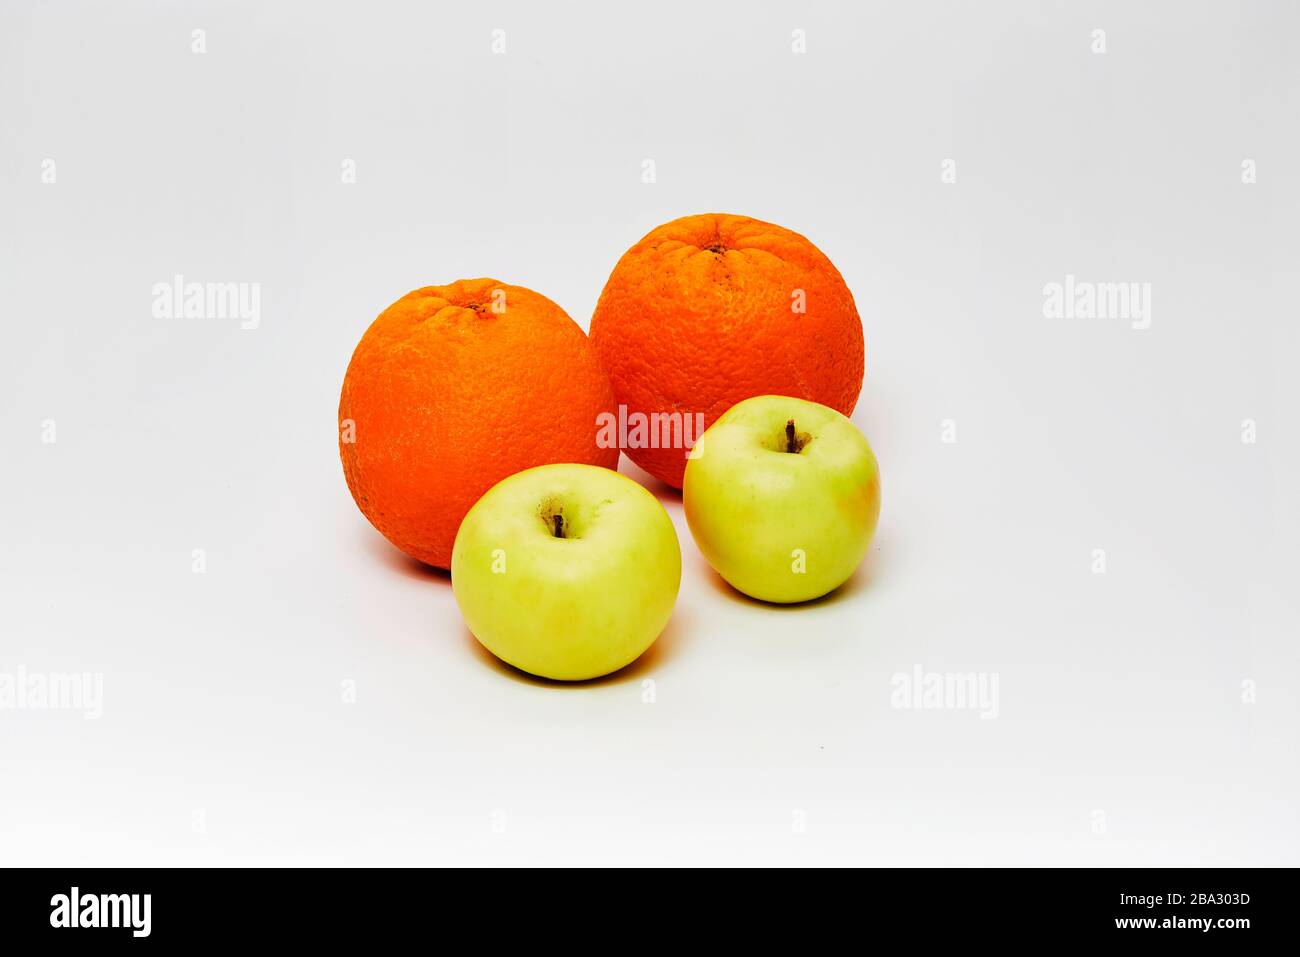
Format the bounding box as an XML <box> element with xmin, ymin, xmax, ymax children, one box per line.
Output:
<box><xmin>451</xmin><ymin>463</ymin><xmax>681</xmax><ymax>681</ymax></box>
<box><xmin>683</xmin><ymin>395</ymin><xmax>881</xmax><ymax>603</ymax></box>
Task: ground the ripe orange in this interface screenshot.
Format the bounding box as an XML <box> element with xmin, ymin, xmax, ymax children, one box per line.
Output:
<box><xmin>589</xmin><ymin>213</ymin><xmax>864</xmax><ymax>488</ymax></box>
<box><xmin>339</xmin><ymin>279</ymin><xmax>618</xmax><ymax>568</ymax></box>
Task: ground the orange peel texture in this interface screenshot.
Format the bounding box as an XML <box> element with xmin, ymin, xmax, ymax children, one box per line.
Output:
<box><xmin>340</xmin><ymin>279</ymin><xmax>618</xmax><ymax>568</ymax></box>
<box><xmin>589</xmin><ymin>213</ymin><xmax>863</xmax><ymax>488</ymax></box>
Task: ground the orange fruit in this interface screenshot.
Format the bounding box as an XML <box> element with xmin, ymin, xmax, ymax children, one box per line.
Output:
<box><xmin>589</xmin><ymin>213</ymin><xmax>864</xmax><ymax>488</ymax></box>
<box><xmin>339</xmin><ymin>278</ymin><xmax>618</xmax><ymax>568</ymax></box>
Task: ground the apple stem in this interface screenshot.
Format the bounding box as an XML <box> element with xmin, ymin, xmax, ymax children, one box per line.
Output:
<box><xmin>552</xmin><ymin>513</ymin><xmax>565</xmax><ymax>539</ymax></box>
<box><xmin>786</xmin><ymin>419</ymin><xmax>797</xmax><ymax>453</ymax></box>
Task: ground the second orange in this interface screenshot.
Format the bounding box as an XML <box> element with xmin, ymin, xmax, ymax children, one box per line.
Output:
<box><xmin>589</xmin><ymin>213</ymin><xmax>864</xmax><ymax>488</ymax></box>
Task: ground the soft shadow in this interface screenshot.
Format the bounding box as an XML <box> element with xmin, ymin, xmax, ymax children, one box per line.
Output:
<box><xmin>461</xmin><ymin>609</ymin><xmax>690</xmax><ymax>688</ymax></box>
<box><xmin>616</xmin><ymin>454</ymin><xmax>682</xmax><ymax>506</ymax></box>
<box><xmin>362</xmin><ymin>529</ymin><xmax>450</xmax><ymax>583</ymax></box>
<box><xmin>699</xmin><ymin>539</ymin><xmax>883</xmax><ymax>610</ymax></box>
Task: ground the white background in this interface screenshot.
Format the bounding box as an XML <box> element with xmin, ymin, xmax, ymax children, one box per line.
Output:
<box><xmin>2</xmin><ymin>1</ymin><xmax>1297</xmax><ymax>865</ymax></box>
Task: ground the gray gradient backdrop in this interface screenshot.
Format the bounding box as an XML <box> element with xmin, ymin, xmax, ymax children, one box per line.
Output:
<box><xmin>2</xmin><ymin>1</ymin><xmax>1297</xmax><ymax>865</ymax></box>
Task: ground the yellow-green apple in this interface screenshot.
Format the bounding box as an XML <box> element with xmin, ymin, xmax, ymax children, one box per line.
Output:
<box><xmin>451</xmin><ymin>463</ymin><xmax>681</xmax><ymax>680</ymax></box>
<box><xmin>683</xmin><ymin>395</ymin><xmax>880</xmax><ymax>603</ymax></box>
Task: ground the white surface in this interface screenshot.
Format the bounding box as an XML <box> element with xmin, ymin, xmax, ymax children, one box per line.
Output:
<box><xmin>1</xmin><ymin>0</ymin><xmax>1297</xmax><ymax>866</ymax></box>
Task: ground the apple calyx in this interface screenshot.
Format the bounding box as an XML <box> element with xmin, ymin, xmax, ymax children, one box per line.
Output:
<box><xmin>552</xmin><ymin>513</ymin><xmax>566</xmax><ymax>538</ymax></box>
